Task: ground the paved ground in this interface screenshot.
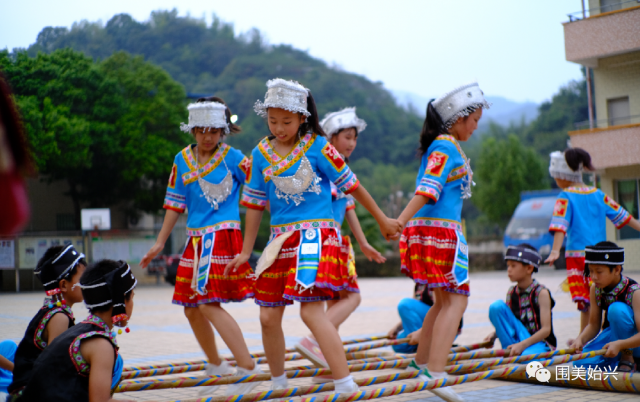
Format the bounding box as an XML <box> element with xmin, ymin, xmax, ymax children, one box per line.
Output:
<box><xmin>1</xmin><ymin>267</ymin><xmax>639</xmax><ymax>401</ymax></box>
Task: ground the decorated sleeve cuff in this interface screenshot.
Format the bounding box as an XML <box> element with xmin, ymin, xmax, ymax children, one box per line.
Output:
<box><xmin>415</xmin><ymin>177</ymin><xmax>442</xmax><ymax>203</ymax></box>
<box><xmin>548</xmin><ymin>218</ymin><xmax>568</xmax><ymax>234</ymax></box>
<box><xmin>163</xmin><ymin>192</ymin><xmax>186</xmax><ymax>213</ymax></box>
<box><xmin>335</xmin><ymin>171</ymin><xmax>360</xmax><ymax>195</ymax></box>
<box><xmin>612</xmin><ymin>209</ymin><xmax>632</xmax><ymax>229</ymax></box>
<box><xmin>346</xmin><ymin>198</ymin><xmax>356</xmax><ymax>211</ymax></box>
<box><xmin>241</xmin><ymin>187</ymin><xmax>267</xmax><ymax>211</ymax></box>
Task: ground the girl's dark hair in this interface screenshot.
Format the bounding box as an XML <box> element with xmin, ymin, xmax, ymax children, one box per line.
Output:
<box><xmin>335</xmin><ymin>127</ymin><xmax>359</xmax><ymax>137</ymax></box>
<box><xmin>0</xmin><ymin>72</ymin><xmax>34</xmax><ymax>176</ymax></box>
<box><xmin>80</xmin><ymin>259</ymin><xmax>133</xmax><ymax>313</ymax></box>
<box><xmin>564</xmin><ymin>147</ymin><xmax>594</xmax><ymax>171</ymax></box>
<box><xmin>195</xmin><ymin>96</ymin><xmax>241</xmax><ymax>135</ymax></box>
<box><xmin>418</xmin><ymin>100</ymin><xmax>446</xmax><ymax>155</ymax></box>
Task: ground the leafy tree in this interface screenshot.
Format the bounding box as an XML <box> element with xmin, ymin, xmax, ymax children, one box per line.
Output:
<box><xmin>0</xmin><ymin>49</ymin><xmax>188</xmax><ymax>226</ymax></box>
<box><xmin>473</xmin><ymin>134</ymin><xmax>549</xmax><ymax>226</ymax></box>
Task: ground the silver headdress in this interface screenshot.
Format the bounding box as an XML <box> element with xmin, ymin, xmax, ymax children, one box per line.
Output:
<box><xmin>254</xmin><ymin>78</ymin><xmax>310</xmax><ymax>118</ymax></box>
<box><xmin>433</xmin><ymin>82</ymin><xmax>490</xmax><ymax>130</ymax></box>
<box><xmin>320</xmin><ymin>107</ymin><xmax>367</xmax><ymax>140</ymax></box>
<box><xmin>180</xmin><ymin>102</ymin><xmax>230</xmax><ymax>134</ymax></box>
<box><xmin>549</xmin><ymin>151</ymin><xmax>582</xmax><ymax>182</ymax></box>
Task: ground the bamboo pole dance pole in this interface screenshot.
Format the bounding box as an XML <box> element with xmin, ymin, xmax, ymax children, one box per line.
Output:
<box><xmin>116</xmin><ymin>358</ymin><xmax>414</xmax><ymax>392</ymax></box>
<box><xmin>155</xmin><ymin>350</ymin><xmax>606</xmax><ymax>402</ymax></box>
<box><xmin>123</xmin><ymin>335</ymin><xmax>390</xmax><ymax>373</ymax></box>
<box><xmin>499</xmin><ymin>364</ymin><xmax>640</xmax><ymax>393</ymax></box>
<box><xmin>449</xmin><ymin>340</ymin><xmax>493</xmax><ymax>353</ymax></box>
<box><xmin>121</xmin><ymin>352</ymin><xmax>399</xmax><ymax>381</ymax></box>
<box><xmin>445</xmin><ymin>349</ymin><xmax>575</xmax><ymax>375</ymax></box>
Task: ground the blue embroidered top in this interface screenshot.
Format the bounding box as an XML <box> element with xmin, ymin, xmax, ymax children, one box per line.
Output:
<box><xmin>163</xmin><ymin>143</ymin><xmax>251</xmax><ymax>237</ymax></box>
<box><xmin>241</xmin><ymin>133</ymin><xmax>359</xmax><ymax>234</ymax></box>
<box><xmin>549</xmin><ymin>186</ymin><xmax>631</xmax><ymax>256</ymax></box>
<box><xmin>410</xmin><ymin>134</ymin><xmax>469</xmax><ymax>231</ymax></box>
<box><xmin>331</xmin><ymin>182</ymin><xmax>356</xmax><ymax>227</ymax></box>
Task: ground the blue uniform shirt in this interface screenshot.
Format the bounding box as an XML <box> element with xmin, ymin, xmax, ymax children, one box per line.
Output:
<box><xmin>241</xmin><ymin>133</ymin><xmax>359</xmax><ymax>235</ymax></box>
<box><xmin>163</xmin><ymin>143</ymin><xmax>251</xmax><ymax>236</ymax></box>
<box><xmin>410</xmin><ymin>134</ymin><xmax>469</xmax><ymax>231</ymax></box>
<box><xmin>549</xmin><ymin>186</ymin><xmax>630</xmax><ymax>256</ymax></box>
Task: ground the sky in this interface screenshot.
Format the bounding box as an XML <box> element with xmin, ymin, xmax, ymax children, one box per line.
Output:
<box><xmin>0</xmin><ymin>0</ymin><xmax>586</xmax><ymax>104</ymax></box>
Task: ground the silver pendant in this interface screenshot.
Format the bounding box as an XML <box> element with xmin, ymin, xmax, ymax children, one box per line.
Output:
<box><xmin>199</xmin><ymin>170</ymin><xmax>233</xmax><ymax>210</ymax></box>
<box><xmin>460</xmin><ymin>158</ymin><xmax>475</xmax><ymax>199</ymax></box>
<box><xmin>270</xmin><ymin>154</ymin><xmax>322</xmax><ymax>206</ymax></box>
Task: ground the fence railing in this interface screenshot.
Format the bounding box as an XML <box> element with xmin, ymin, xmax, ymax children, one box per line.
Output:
<box><xmin>566</xmin><ymin>0</ymin><xmax>640</xmax><ymax>22</ymax></box>
<box><xmin>573</xmin><ymin>114</ymin><xmax>640</xmax><ymax>130</ymax></box>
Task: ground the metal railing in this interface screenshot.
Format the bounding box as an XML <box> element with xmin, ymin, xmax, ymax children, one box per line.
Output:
<box><xmin>567</xmin><ymin>0</ymin><xmax>640</xmax><ymax>22</ymax></box>
<box><xmin>573</xmin><ymin>114</ymin><xmax>640</xmax><ymax>130</ymax></box>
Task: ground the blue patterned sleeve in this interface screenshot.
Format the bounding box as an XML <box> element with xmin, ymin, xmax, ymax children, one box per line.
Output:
<box><xmin>240</xmin><ymin>146</ymin><xmax>268</xmax><ymax>211</ymax></box>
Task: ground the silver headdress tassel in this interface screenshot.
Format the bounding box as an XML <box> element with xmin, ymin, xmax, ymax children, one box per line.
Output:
<box><xmin>180</xmin><ymin>102</ymin><xmax>230</xmax><ymax>134</ymax></box>
<box><xmin>320</xmin><ymin>107</ymin><xmax>367</xmax><ymax>140</ymax></box>
<box><xmin>549</xmin><ymin>151</ymin><xmax>583</xmax><ymax>183</ymax></box>
<box><xmin>433</xmin><ymin>82</ymin><xmax>491</xmax><ymax>130</ymax></box>
<box><xmin>254</xmin><ymin>78</ymin><xmax>310</xmax><ymax>118</ymax></box>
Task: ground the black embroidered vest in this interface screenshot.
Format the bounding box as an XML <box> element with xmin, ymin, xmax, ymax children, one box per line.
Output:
<box><xmin>8</xmin><ymin>303</ymin><xmax>74</xmax><ymax>394</ymax></box>
<box><xmin>595</xmin><ymin>276</ymin><xmax>639</xmax><ymax>330</ymax></box>
<box><xmin>19</xmin><ymin>316</ymin><xmax>118</xmax><ymax>402</ymax></box>
<box><xmin>507</xmin><ymin>280</ymin><xmax>557</xmax><ymax>348</ymax></box>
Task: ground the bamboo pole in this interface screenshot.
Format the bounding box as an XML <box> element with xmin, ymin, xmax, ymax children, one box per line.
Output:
<box><xmin>155</xmin><ymin>350</ymin><xmax>606</xmax><ymax>402</ymax></box>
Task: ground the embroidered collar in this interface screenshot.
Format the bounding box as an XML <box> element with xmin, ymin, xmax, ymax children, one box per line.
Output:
<box><xmin>436</xmin><ymin>134</ymin><xmax>467</xmax><ymax>162</ymax></box>
<box><xmin>516</xmin><ymin>279</ymin><xmax>538</xmax><ymax>296</ymax></box>
<box><xmin>603</xmin><ymin>276</ymin><xmax>627</xmax><ymax>297</ymax></box>
<box><xmin>564</xmin><ymin>185</ymin><xmax>596</xmax><ymax>194</ymax></box>
<box><xmin>82</xmin><ymin>315</ymin><xmax>111</xmax><ymax>331</ymax></box>
<box><xmin>259</xmin><ymin>132</ymin><xmax>315</xmax><ymax>181</ymax></box>
<box><xmin>182</xmin><ymin>143</ymin><xmax>230</xmax><ymax>185</ymax></box>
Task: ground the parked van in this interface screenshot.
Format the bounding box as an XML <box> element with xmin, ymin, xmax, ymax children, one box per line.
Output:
<box><xmin>504</xmin><ymin>189</ymin><xmax>567</xmax><ymax>269</ymax></box>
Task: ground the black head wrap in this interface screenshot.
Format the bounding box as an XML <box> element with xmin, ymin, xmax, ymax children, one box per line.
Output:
<box><xmin>34</xmin><ymin>245</ymin><xmax>86</xmax><ymax>296</ymax></box>
<box><xmin>584</xmin><ymin>241</ymin><xmax>624</xmax><ymax>277</ymax></box>
<box><xmin>504</xmin><ymin>244</ymin><xmax>542</xmax><ymax>272</ymax></box>
<box><xmin>80</xmin><ymin>260</ymin><xmax>137</xmax><ymax>326</ymax></box>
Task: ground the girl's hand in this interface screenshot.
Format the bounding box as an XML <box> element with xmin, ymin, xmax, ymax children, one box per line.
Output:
<box><xmin>603</xmin><ymin>340</ymin><xmax>623</xmax><ymax>358</ymax></box>
<box><xmin>567</xmin><ymin>338</ymin><xmax>583</xmax><ymax>352</ymax></box>
<box><xmin>483</xmin><ymin>332</ymin><xmax>497</xmax><ymax>345</ymax></box>
<box><xmin>507</xmin><ymin>342</ymin><xmax>525</xmax><ymax>357</ymax></box>
<box><xmin>387</xmin><ymin>326</ymin><xmax>399</xmax><ymax>340</ymax></box>
<box><xmin>224</xmin><ymin>252</ymin><xmax>251</xmax><ymax>276</ymax></box>
<box><xmin>380</xmin><ymin>218</ymin><xmax>402</xmax><ymax>241</ymax></box>
<box><xmin>544</xmin><ymin>250</ymin><xmax>560</xmax><ymax>265</ymax></box>
<box><xmin>408</xmin><ymin>329</ymin><xmax>422</xmax><ymax>345</ymax></box>
<box><xmin>361</xmin><ymin>243</ymin><xmax>386</xmax><ymax>263</ymax></box>
<box><xmin>140</xmin><ymin>243</ymin><xmax>164</xmax><ymax>269</ymax></box>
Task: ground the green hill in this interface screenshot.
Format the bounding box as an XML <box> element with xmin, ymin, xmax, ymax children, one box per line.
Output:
<box><xmin>24</xmin><ymin>10</ymin><xmax>423</xmax><ymax>167</ymax></box>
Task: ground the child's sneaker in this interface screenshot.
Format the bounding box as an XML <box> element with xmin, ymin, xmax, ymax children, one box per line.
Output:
<box><xmin>406</xmin><ymin>360</ymin><xmax>463</xmax><ymax>402</ymax></box>
<box><xmin>295</xmin><ymin>337</ymin><xmax>328</xmax><ymax>368</ymax></box>
<box><xmin>225</xmin><ymin>364</ymin><xmax>264</xmax><ymax>396</ymax></box>
<box><xmin>198</xmin><ymin>360</ymin><xmax>235</xmax><ymax>396</ymax></box>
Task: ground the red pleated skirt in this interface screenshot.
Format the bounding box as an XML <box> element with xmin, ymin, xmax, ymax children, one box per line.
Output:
<box><xmin>172</xmin><ymin>229</ymin><xmax>254</xmax><ymax>307</ymax></box>
<box><xmin>338</xmin><ymin>235</ymin><xmax>359</xmax><ymax>293</ymax></box>
<box><xmin>400</xmin><ymin>225</ymin><xmax>470</xmax><ymax>296</ymax></box>
<box><xmin>566</xmin><ymin>256</ymin><xmax>591</xmax><ymax>312</ymax></box>
<box><xmin>254</xmin><ymin>229</ymin><xmax>345</xmax><ymax>306</ymax></box>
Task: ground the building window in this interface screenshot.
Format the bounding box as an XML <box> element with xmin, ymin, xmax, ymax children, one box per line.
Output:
<box><xmin>56</xmin><ymin>214</ymin><xmax>76</xmax><ymax>231</ymax></box>
<box><xmin>617</xmin><ymin>179</ymin><xmax>639</xmax><ymax>240</ymax></box>
<box><xmin>607</xmin><ymin>96</ymin><xmax>630</xmax><ymax>127</ymax></box>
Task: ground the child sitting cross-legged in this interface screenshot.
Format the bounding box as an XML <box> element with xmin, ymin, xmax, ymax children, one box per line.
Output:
<box><xmin>571</xmin><ymin>241</ymin><xmax>640</xmax><ymax>372</ymax></box>
<box><xmin>484</xmin><ymin>244</ymin><xmax>557</xmax><ymax>356</ymax></box>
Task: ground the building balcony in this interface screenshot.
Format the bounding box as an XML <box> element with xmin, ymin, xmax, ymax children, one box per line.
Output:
<box><xmin>569</xmin><ymin>117</ymin><xmax>640</xmax><ymax>169</ymax></box>
<box><xmin>564</xmin><ymin>3</ymin><xmax>640</xmax><ymax>67</ymax></box>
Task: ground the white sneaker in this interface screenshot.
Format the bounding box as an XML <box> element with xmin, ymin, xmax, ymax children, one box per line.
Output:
<box><xmin>311</xmin><ymin>374</ymin><xmax>334</xmax><ymax>384</ymax></box>
<box><xmin>334</xmin><ymin>381</ymin><xmax>360</xmax><ymax>393</ymax></box>
<box><xmin>405</xmin><ymin>360</ymin><xmax>463</xmax><ymax>402</ymax></box>
<box><xmin>198</xmin><ymin>360</ymin><xmax>236</xmax><ymax>396</ymax></box>
<box><xmin>270</xmin><ymin>383</ymin><xmax>288</xmax><ymax>391</ymax></box>
<box><xmin>430</xmin><ymin>386</ymin><xmax>464</xmax><ymax>402</ymax></box>
<box><xmin>225</xmin><ymin>364</ymin><xmax>264</xmax><ymax>396</ymax></box>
